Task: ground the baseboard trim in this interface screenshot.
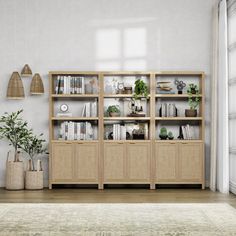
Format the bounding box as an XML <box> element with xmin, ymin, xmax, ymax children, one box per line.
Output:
<box><xmin>230</xmin><ymin>180</ymin><xmax>236</xmax><ymax>195</ymax></box>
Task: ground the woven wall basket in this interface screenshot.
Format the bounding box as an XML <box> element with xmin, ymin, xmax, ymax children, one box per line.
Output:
<box><xmin>6</xmin><ymin>161</ymin><xmax>24</xmax><ymax>190</ymax></box>
<box><xmin>30</xmin><ymin>73</ymin><xmax>44</xmax><ymax>94</ymax></box>
<box><xmin>6</xmin><ymin>72</ymin><xmax>25</xmax><ymax>99</ymax></box>
<box><xmin>25</xmin><ymin>171</ymin><xmax>43</xmax><ymax>190</ymax></box>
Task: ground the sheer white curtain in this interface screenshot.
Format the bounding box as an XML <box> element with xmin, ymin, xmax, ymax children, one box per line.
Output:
<box><xmin>228</xmin><ymin>0</ymin><xmax>236</xmax><ymax>195</ymax></box>
<box><xmin>210</xmin><ymin>0</ymin><xmax>229</xmax><ymax>193</ymax></box>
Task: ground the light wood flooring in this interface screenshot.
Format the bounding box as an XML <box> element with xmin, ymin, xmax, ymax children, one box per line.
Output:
<box><xmin>0</xmin><ymin>187</ymin><xmax>236</xmax><ymax>208</ymax></box>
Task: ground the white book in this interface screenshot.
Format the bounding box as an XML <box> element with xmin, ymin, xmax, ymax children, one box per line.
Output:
<box><xmin>186</xmin><ymin>124</ymin><xmax>191</xmax><ymax>139</ymax></box>
<box><xmin>81</xmin><ymin>104</ymin><xmax>86</xmax><ymax>117</ymax></box>
<box><xmin>68</xmin><ymin>122</ymin><xmax>74</xmax><ymax>140</ymax></box>
<box><xmin>74</xmin><ymin>122</ymin><xmax>77</xmax><ymax>140</ymax></box>
<box><xmin>85</xmin><ymin>103</ymin><xmax>90</xmax><ymax>117</ymax></box>
<box><xmin>91</xmin><ymin>101</ymin><xmax>97</xmax><ymax>117</ymax></box>
<box><xmin>181</xmin><ymin>126</ymin><xmax>187</xmax><ymax>140</ymax></box>
<box><xmin>144</xmin><ymin>123</ymin><xmax>148</xmax><ymax>140</ymax></box>
<box><xmin>60</xmin><ymin>122</ymin><xmax>65</xmax><ymax>140</ymax></box>
<box><xmin>63</xmin><ymin>76</ymin><xmax>67</xmax><ymax>94</ymax></box>
<box><xmin>121</xmin><ymin>126</ymin><xmax>126</xmax><ymax>140</ymax></box>
<box><xmin>77</xmin><ymin>123</ymin><xmax>81</xmax><ymax>140</ymax></box>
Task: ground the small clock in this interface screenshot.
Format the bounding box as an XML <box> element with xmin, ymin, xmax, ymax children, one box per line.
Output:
<box><xmin>60</xmin><ymin>104</ymin><xmax>69</xmax><ymax>113</ymax></box>
<box><xmin>118</xmin><ymin>82</ymin><xmax>124</xmax><ymax>90</ymax></box>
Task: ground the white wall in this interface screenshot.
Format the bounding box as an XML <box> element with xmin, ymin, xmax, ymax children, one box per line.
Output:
<box><xmin>0</xmin><ymin>0</ymin><xmax>215</xmax><ymax>187</ymax></box>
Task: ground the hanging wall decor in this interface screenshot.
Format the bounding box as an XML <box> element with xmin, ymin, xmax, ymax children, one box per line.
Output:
<box><xmin>30</xmin><ymin>73</ymin><xmax>44</xmax><ymax>95</ymax></box>
<box><xmin>6</xmin><ymin>72</ymin><xmax>25</xmax><ymax>99</ymax></box>
<box><xmin>21</xmin><ymin>64</ymin><xmax>32</xmax><ymax>77</ymax></box>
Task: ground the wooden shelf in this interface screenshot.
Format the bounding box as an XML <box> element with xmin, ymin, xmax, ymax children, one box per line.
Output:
<box><xmin>155</xmin><ymin>117</ymin><xmax>202</xmax><ymax>121</ymax></box>
<box><xmin>104</xmin><ymin>117</ymin><xmax>151</xmax><ymax>121</ymax></box>
<box><xmin>104</xmin><ymin>140</ymin><xmax>151</xmax><ymax>143</ymax></box>
<box><xmin>155</xmin><ymin>140</ymin><xmax>203</xmax><ymax>143</ymax></box>
<box><xmin>51</xmin><ymin>140</ymin><xmax>99</xmax><ymax>143</ymax></box>
<box><xmin>104</xmin><ymin>94</ymin><xmax>150</xmax><ymax>98</ymax></box>
<box><xmin>155</xmin><ymin>94</ymin><xmax>202</xmax><ymax>98</ymax></box>
<box><xmin>51</xmin><ymin>94</ymin><xmax>99</xmax><ymax>98</ymax></box>
<box><xmin>155</xmin><ymin>71</ymin><xmax>204</xmax><ymax>76</ymax></box>
<box><xmin>51</xmin><ymin>117</ymin><xmax>99</xmax><ymax>121</ymax></box>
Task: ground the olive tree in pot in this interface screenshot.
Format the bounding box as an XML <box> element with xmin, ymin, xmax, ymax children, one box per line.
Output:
<box><xmin>21</xmin><ymin>132</ymin><xmax>46</xmax><ymax>190</ymax></box>
<box><xmin>107</xmin><ymin>105</ymin><xmax>120</xmax><ymax>117</ymax></box>
<box><xmin>185</xmin><ymin>84</ymin><xmax>200</xmax><ymax>117</ymax></box>
<box><xmin>0</xmin><ymin>110</ymin><xmax>29</xmax><ymax>190</ymax></box>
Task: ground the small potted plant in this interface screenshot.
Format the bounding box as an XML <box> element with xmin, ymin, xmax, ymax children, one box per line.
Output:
<box><xmin>21</xmin><ymin>132</ymin><xmax>46</xmax><ymax>190</ymax></box>
<box><xmin>133</xmin><ymin>79</ymin><xmax>149</xmax><ymax>99</ymax></box>
<box><xmin>159</xmin><ymin>127</ymin><xmax>168</xmax><ymax>140</ymax></box>
<box><xmin>0</xmin><ymin>110</ymin><xmax>29</xmax><ymax>190</ymax></box>
<box><xmin>107</xmin><ymin>105</ymin><xmax>120</xmax><ymax>117</ymax></box>
<box><xmin>187</xmin><ymin>83</ymin><xmax>199</xmax><ymax>94</ymax></box>
<box><xmin>168</xmin><ymin>131</ymin><xmax>174</xmax><ymax>140</ymax></box>
<box><xmin>185</xmin><ymin>95</ymin><xmax>200</xmax><ymax>117</ymax></box>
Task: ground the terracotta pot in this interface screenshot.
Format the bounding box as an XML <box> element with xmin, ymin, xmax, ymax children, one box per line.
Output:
<box><xmin>185</xmin><ymin>109</ymin><xmax>197</xmax><ymax>117</ymax></box>
<box><xmin>109</xmin><ymin>112</ymin><xmax>120</xmax><ymax>117</ymax></box>
<box><xmin>25</xmin><ymin>171</ymin><xmax>43</xmax><ymax>190</ymax></box>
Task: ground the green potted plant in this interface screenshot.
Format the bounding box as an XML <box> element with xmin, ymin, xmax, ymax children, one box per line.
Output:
<box><xmin>187</xmin><ymin>83</ymin><xmax>199</xmax><ymax>94</ymax></box>
<box><xmin>0</xmin><ymin>110</ymin><xmax>29</xmax><ymax>190</ymax></box>
<box><xmin>107</xmin><ymin>105</ymin><xmax>120</xmax><ymax>117</ymax></box>
<box><xmin>133</xmin><ymin>79</ymin><xmax>149</xmax><ymax>99</ymax></box>
<box><xmin>21</xmin><ymin>132</ymin><xmax>46</xmax><ymax>190</ymax></box>
<box><xmin>159</xmin><ymin>127</ymin><xmax>168</xmax><ymax>140</ymax></box>
<box><xmin>185</xmin><ymin>95</ymin><xmax>200</xmax><ymax>117</ymax></box>
<box><xmin>168</xmin><ymin>131</ymin><xmax>174</xmax><ymax>140</ymax></box>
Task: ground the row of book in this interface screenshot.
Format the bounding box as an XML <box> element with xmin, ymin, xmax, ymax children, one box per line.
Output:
<box><xmin>111</xmin><ymin>123</ymin><xmax>149</xmax><ymax>140</ymax></box>
<box><xmin>159</xmin><ymin>103</ymin><xmax>177</xmax><ymax>117</ymax></box>
<box><xmin>81</xmin><ymin>101</ymin><xmax>97</xmax><ymax>117</ymax></box>
<box><xmin>181</xmin><ymin>124</ymin><xmax>195</xmax><ymax>140</ymax></box>
<box><xmin>59</xmin><ymin>121</ymin><xmax>95</xmax><ymax>140</ymax></box>
<box><xmin>55</xmin><ymin>76</ymin><xmax>85</xmax><ymax>94</ymax></box>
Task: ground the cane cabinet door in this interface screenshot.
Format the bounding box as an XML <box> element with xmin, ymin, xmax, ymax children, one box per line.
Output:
<box><xmin>103</xmin><ymin>143</ymin><xmax>126</xmax><ymax>182</ymax></box>
<box><xmin>74</xmin><ymin>143</ymin><xmax>98</xmax><ymax>182</ymax></box>
<box><xmin>126</xmin><ymin>142</ymin><xmax>150</xmax><ymax>182</ymax></box>
<box><xmin>51</xmin><ymin>143</ymin><xmax>74</xmax><ymax>181</ymax></box>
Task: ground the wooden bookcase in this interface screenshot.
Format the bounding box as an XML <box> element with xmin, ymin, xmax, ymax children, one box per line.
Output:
<box><xmin>49</xmin><ymin>71</ymin><xmax>205</xmax><ymax>189</ymax></box>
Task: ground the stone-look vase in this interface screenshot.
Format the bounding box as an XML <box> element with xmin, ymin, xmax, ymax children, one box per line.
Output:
<box><xmin>25</xmin><ymin>171</ymin><xmax>43</xmax><ymax>190</ymax></box>
<box><xmin>6</xmin><ymin>151</ymin><xmax>24</xmax><ymax>190</ymax></box>
<box><xmin>185</xmin><ymin>109</ymin><xmax>197</xmax><ymax>117</ymax></box>
<box><xmin>109</xmin><ymin>112</ymin><xmax>120</xmax><ymax>117</ymax></box>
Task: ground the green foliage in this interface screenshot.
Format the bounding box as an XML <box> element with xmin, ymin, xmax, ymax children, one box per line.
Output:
<box><xmin>133</xmin><ymin>79</ymin><xmax>148</xmax><ymax>99</ymax></box>
<box><xmin>160</xmin><ymin>127</ymin><xmax>167</xmax><ymax>135</ymax></box>
<box><xmin>188</xmin><ymin>96</ymin><xmax>200</xmax><ymax>109</ymax></box>
<box><xmin>0</xmin><ymin>110</ymin><xmax>30</xmax><ymax>161</ymax></box>
<box><xmin>168</xmin><ymin>131</ymin><xmax>174</xmax><ymax>139</ymax></box>
<box><xmin>21</xmin><ymin>133</ymin><xmax>46</xmax><ymax>171</ymax></box>
<box><xmin>187</xmin><ymin>84</ymin><xmax>200</xmax><ymax>109</ymax></box>
<box><xmin>187</xmin><ymin>83</ymin><xmax>199</xmax><ymax>94</ymax></box>
<box><xmin>107</xmin><ymin>105</ymin><xmax>120</xmax><ymax>114</ymax></box>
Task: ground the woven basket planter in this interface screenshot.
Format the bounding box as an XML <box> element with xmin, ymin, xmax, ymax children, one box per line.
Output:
<box><xmin>6</xmin><ymin>161</ymin><xmax>24</xmax><ymax>190</ymax></box>
<box><xmin>25</xmin><ymin>171</ymin><xmax>43</xmax><ymax>190</ymax></box>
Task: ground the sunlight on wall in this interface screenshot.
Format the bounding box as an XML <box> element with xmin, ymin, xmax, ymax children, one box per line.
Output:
<box><xmin>95</xmin><ymin>27</ymin><xmax>147</xmax><ymax>70</ymax></box>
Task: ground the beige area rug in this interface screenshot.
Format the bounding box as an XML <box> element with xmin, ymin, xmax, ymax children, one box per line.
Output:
<box><xmin>0</xmin><ymin>204</ymin><xmax>236</xmax><ymax>236</ymax></box>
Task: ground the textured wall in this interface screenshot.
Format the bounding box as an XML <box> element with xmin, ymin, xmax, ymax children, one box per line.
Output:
<box><xmin>0</xmin><ymin>0</ymin><xmax>215</xmax><ymax>187</ymax></box>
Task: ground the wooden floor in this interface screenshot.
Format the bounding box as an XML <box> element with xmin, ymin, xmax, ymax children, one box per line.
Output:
<box><xmin>0</xmin><ymin>187</ymin><xmax>236</xmax><ymax>208</ymax></box>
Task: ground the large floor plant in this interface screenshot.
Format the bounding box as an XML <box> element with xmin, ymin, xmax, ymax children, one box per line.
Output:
<box><xmin>0</xmin><ymin>110</ymin><xmax>29</xmax><ymax>162</ymax></box>
<box><xmin>21</xmin><ymin>133</ymin><xmax>46</xmax><ymax>171</ymax></box>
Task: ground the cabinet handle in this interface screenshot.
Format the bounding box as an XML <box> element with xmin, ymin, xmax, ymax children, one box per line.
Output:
<box><xmin>181</xmin><ymin>143</ymin><xmax>188</xmax><ymax>144</ymax></box>
<box><xmin>78</xmin><ymin>143</ymin><xmax>84</xmax><ymax>144</ymax></box>
<box><xmin>129</xmin><ymin>143</ymin><xmax>135</xmax><ymax>144</ymax></box>
<box><xmin>169</xmin><ymin>143</ymin><xmax>175</xmax><ymax>144</ymax></box>
<box><xmin>65</xmin><ymin>142</ymin><xmax>72</xmax><ymax>144</ymax></box>
<box><xmin>117</xmin><ymin>142</ymin><xmax>123</xmax><ymax>144</ymax></box>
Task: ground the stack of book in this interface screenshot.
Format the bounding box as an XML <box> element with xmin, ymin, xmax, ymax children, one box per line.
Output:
<box><xmin>181</xmin><ymin>124</ymin><xmax>195</xmax><ymax>140</ymax></box>
<box><xmin>59</xmin><ymin>121</ymin><xmax>95</xmax><ymax>140</ymax></box>
<box><xmin>159</xmin><ymin>103</ymin><xmax>177</xmax><ymax>117</ymax></box>
<box><xmin>81</xmin><ymin>101</ymin><xmax>97</xmax><ymax>117</ymax></box>
<box><xmin>55</xmin><ymin>76</ymin><xmax>85</xmax><ymax>94</ymax></box>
